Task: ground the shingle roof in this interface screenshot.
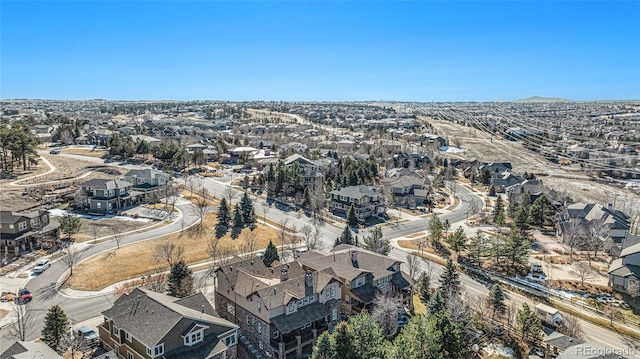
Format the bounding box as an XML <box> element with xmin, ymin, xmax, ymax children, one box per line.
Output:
<box><xmin>271</xmin><ymin>302</ymin><xmax>330</xmax><ymax>334</ymax></box>
<box><xmin>0</xmin><ymin>341</ymin><xmax>62</xmax><ymax>359</ymax></box>
<box><xmin>101</xmin><ymin>288</ymin><xmax>236</xmax><ymax>348</ymax></box>
<box><xmin>0</xmin><ymin>212</ymin><xmax>24</xmax><ymax>224</ymax></box>
<box><xmin>329</xmin><ymin>185</ymin><xmax>379</xmax><ymax>200</ymax></box>
<box><xmin>125</xmin><ymin>168</ymin><xmax>169</xmax><ymax>179</ymax></box>
<box><xmin>79</xmin><ymin>178</ymin><xmax>132</xmax><ymax>190</ymax></box>
<box><xmin>255</xmin><ymin>268</ymin><xmax>340</xmax><ymax>310</ymax></box>
<box><xmin>543</xmin><ymin>332</ymin><xmax>584</xmax><ymax>351</ymax></box>
<box><xmin>620</xmin><ymin>242</ymin><xmax>640</xmax><ymax>257</ymax></box>
<box><xmin>350</xmin><ymin>283</ymin><xmax>378</xmax><ymax>304</ymax></box>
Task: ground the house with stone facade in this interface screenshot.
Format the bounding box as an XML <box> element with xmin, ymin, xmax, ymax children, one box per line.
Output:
<box><xmin>381</xmin><ymin>170</ymin><xmax>430</xmax><ymax>208</ymax></box>
<box><xmin>329</xmin><ymin>185</ymin><xmax>385</xmax><ymax>220</ymax></box>
<box><xmin>99</xmin><ymin>288</ymin><xmax>238</xmax><ymax>359</ymax></box>
<box><xmin>0</xmin><ymin>210</ymin><xmax>59</xmax><ymax>258</ymax></box>
<box><xmin>213</xmin><ymin>257</ymin><xmax>342</xmax><ymax>359</ymax></box>
<box><xmin>298</xmin><ymin>245</ymin><xmax>414</xmax><ymax>315</ymax></box>
<box><xmin>78</xmin><ymin>178</ymin><xmax>142</xmax><ymax>214</ymax></box>
<box><xmin>558</xmin><ymin>203</ymin><xmax>630</xmax><ymax>253</ymax></box>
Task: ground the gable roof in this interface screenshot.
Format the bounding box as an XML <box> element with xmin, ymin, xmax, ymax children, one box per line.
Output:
<box><xmin>125</xmin><ymin>168</ymin><xmax>169</xmax><ymax>179</ymax></box>
<box><xmin>620</xmin><ymin>242</ymin><xmax>640</xmax><ymax>257</ymax></box>
<box><xmin>255</xmin><ymin>268</ymin><xmax>341</xmax><ymax>310</ymax></box>
<box><xmin>0</xmin><ymin>341</ymin><xmax>62</xmax><ymax>359</ymax></box>
<box><xmin>101</xmin><ymin>288</ymin><xmax>236</xmax><ymax>348</ymax></box>
<box><xmin>79</xmin><ymin>178</ymin><xmax>132</xmax><ymax>190</ymax></box>
<box><xmin>329</xmin><ymin>185</ymin><xmax>379</xmax><ymax>200</ymax></box>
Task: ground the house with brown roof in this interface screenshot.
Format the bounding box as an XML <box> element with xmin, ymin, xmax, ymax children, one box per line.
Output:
<box><xmin>99</xmin><ymin>288</ymin><xmax>238</xmax><ymax>359</ymax></box>
<box><xmin>329</xmin><ymin>185</ymin><xmax>385</xmax><ymax>220</ymax></box>
<box><xmin>213</xmin><ymin>257</ymin><xmax>342</xmax><ymax>359</ymax></box>
<box><xmin>0</xmin><ymin>210</ymin><xmax>59</xmax><ymax>257</ymax></box>
<box><xmin>298</xmin><ymin>244</ymin><xmax>413</xmax><ymax>314</ymax></box>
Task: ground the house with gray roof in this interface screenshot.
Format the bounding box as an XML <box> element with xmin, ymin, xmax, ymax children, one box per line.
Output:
<box><xmin>123</xmin><ymin>168</ymin><xmax>171</xmax><ymax>201</ymax></box>
<box><xmin>283</xmin><ymin>154</ymin><xmax>324</xmax><ymax>187</ymax></box>
<box><xmin>381</xmin><ymin>170</ymin><xmax>429</xmax><ymax>208</ymax></box>
<box><xmin>99</xmin><ymin>288</ymin><xmax>237</xmax><ymax>359</ymax></box>
<box><xmin>298</xmin><ymin>244</ymin><xmax>413</xmax><ymax>315</ymax></box>
<box><xmin>608</xmin><ymin>242</ymin><xmax>640</xmax><ymax>295</ymax></box>
<box><xmin>0</xmin><ymin>340</ymin><xmax>62</xmax><ymax>359</ymax></box>
<box><xmin>558</xmin><ymin>203</ymin><xmax>631</xmax><ymax>253</ymax></box>
<box><xmin>78</xmin><ymin>178</ymin><xmax>141</xmax><ymax>214</ymax></box>
<box><xmin>329</xmin><ymin>185</ymin><xmax>385</xmax><ymax>220</ymax></box>
<box><xmin>214</xmin><ymin>257</ymin><xmax>342</xmax><ymax>359</ymax></box>
<box><xmin>0</xmin><ymin>210</ymin><xmax>59</xmax><ymax>257</ymax></box>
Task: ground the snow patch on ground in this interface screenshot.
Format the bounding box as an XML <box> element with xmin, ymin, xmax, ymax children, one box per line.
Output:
<box><xmin>439</xmin><ymin>146</ymin><xmax>466</xmax><ymax>153</ymax></box>
<box><xmin>48</xmin><ymin>208</ymin><xmax>151</xmax><ymax>222</ymax></box>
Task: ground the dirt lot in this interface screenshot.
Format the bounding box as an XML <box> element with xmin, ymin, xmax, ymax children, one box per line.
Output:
<box><xmin>425</xmin><ymin>118</ymin><xmax>640</xmax><ymax>214</ymax></box>
<box><xmin>65</xmin><ymin>216</ymin><xmax>158</xmax><ymax>243</ymax></box>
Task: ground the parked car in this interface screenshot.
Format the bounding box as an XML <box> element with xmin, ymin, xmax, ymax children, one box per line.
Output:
<box><xmin>531</xmin><ymin>262</ymin><xmax>543</xmax><ymax>273</ymax></box>
<box><xmin>49</xmin><ymin>149</ymin><xmax>60</xmax><ymax>155</ymax></box>
<box><xmin>15</xmin><ymin>288</ymin><xmax>32</xmax><ymax>304</ymax></box>
<box><xmin>256</xmin><ymin>250</ymin><xmax>265</xmax><ymax>259</ymax></box>
<box><xmin>74</xmin><ymin>326</ymin><xmax>99</xmax><ymax>346</ymax></box>
<box><xmin>33</xmin><ymin>259</ymin><xmax>51</xmax><ymax>274</ymax></box>
<box><xmin>529</xmin><ymin>347</ymin><xmax>545</xmax><ymax>357</ymax></box>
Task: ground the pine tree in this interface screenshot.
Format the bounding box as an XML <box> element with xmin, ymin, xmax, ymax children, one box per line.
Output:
<box><xmin>232</xmin><ymin>203</ymin><xmax>245</xmax><ymax>229</ymax></box>
<box><xmin>346</xmin><ymin>203</ymin><xmax>358</xmax><ymax>227</ymax></box>
<box><xmin>416</xmin><ymin>271</ymin><xmax>431</xmax><ymax>303</ymax></box>
<box><xmin>311</xmin><ymin>331</ymin><xmax>335</xmax><ymax>359</ymax></box>
<box><xmin>216</xmin><ymin>198</ymin><xmax>231</xmax><ymax>227</ymax></box>
<box><xmin>493</xmin><ymin>195</ymin><xmax>506</xmax><ymax>228</ymax></box>
<box><xmin>240</xmin><ymin>192</ymin><xmax>256</xmax><ymax>228</ymax></box>
<box><xmin>41</xmin><ymin>305</ymin><xmax>69</xmax><ymax>351</ymax></box>
<box><xmin>530</xmin><ymin>194</ymin><xmax>555</xmax><ymax>228</ymax></box>
<box><xmin>438</xmin><ymin>259</ymin><xmax>460</xmax><ymax>294</ymax></box>
<box><xmin>332</xmin><ymin>321</ymin><xmax>356</xmax><ymax>359</ymax></box>
<box><xmin>467</xmin><ymin>232</ymin><xmax>486</xmax><ymax>265</ymax></box>
<box><xmin>59</xmin><ymin>213</ymin><xmax>82</xmax><ymax>239</ymax></box>
<box><xmin>167</xmin><ymin>260</ymin><xmax>194</xmax><ymax>298</ymax></box>
<box><xmin>427</xmin><ymin>216</ymin><xmax>443</xmax><ymax>244</ymax></box>
<box><xmin>488</xmin><ymin>284</ymin><xmax>506</xmax><ymax>319</ymax></box>
<box><xmin>427</xmin><ymin>291</ymin><xmax>445</xmax><ymax>315</ymax></box>
<box><xmin>488</xmin><ymin>185</ymin><xmax>496</xmax><ymax>197</ymax></box>
<box><xmin>513</xmin><ymin>206</ymin><xmax>531</xmax><ymax>235</ymax></box>
<box><xmin>263</xmin><ymin>240</ymin><xmax>279</xmax><ymax>267</ymax></box>
<box><xmin>504</xmin><ymin>226</ymin><xmax>529</xmax><ymax>266</ymax></box>
<box><xmin>335</xmin><ymin>226</ymin><xmax>354</xmax><ymax>247</ymax></box>
<box><xmin>516</xmin><ymin>303</ymin><xmax>541</xmax><ymax>340</ymax></box>
<box><xmin>447</xmin><ymin>226</ymin><xmax>467</xmax><ymax>255</ymax></box>
<box><xmin>362</xmin><ymin>227</ymin><xmax>390</xmax><ymax>255</ymax></box>
<box><xmin>434</xmin><ymin>312</ymin><xmax>467</xmax><ymax>358</ymax></box>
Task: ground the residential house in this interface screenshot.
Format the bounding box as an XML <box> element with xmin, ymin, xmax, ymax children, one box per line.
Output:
<box><xmin>78</xmin><ymin>178</ymin><xmax>141</xmax><ymax>214</ymax></box>
<box><xmin>507</xmin><ymin>178</ymin><xmax>545</xmax><ymax>205</ymax></box>
<box><xmin>420</xmin><ymin>134</ymin><xmax>447</xmax><ymax>148</ymax></box>
<box><xmin>131</xmin><ymin>135</ymin><xmax>162</xmax><ymax>146</ymax></box>
<box><xmin>0</xmin><ymin>340</ymin><xmax>63</xmax><ymax>358</ymax></box>
<box><xmin>329</xmin><ymin>185</ymin><xmax>385</xmax><ymax>220</ymax></box>
<box><xmin>284</xmin><ymin>154</ymin><xmax>324</xmax><ymax>188</ymax></box>
<box><xmin>478</xmin><ymin>162</ymin><xmax>513</xmax><ymax>175</ymax></box>
<box><xmin>542</xmin><ymin>332</ymin><xmax>584</xmax><ymax>357</ymax></box>
<box><xmin>298</xmin><ymin>245</ymin><xmax>414</xmax><ymax>315</ymax></box>
<box><xmin>608</xmin><ymin>242</ymin><xmax>640</xmax><ymax>295</ymax></box>
<box><xmin>124</xmin><ymin>168</ymin><xmax>171</xmax><ymax>200</ymax></box>
<box><xmin>0</xmin><ymin>210</ymin><xmax>59</xmax><ymax>257</ymax></box>
<box><xmin>490</xmin><ymin>171</ymin><xmax>523</xmax><ymax>193</ymax></box>
<box><xmin>214</xmin><ymin>257</ymin><xmax>342</xmax><ymax>359</ymax></box>
<box><xmin>558</xmin><ymin>203</ymin><xmax>630</xmax><ymax>252</ymax></box>
<box><xmin>100</xmin><ymin>288</ymin><xmax>238</xmax><ymax>359</ymax></box>
<box><xmin>381</xmin><ymin>170</ymin><xmax>430</xmax><ymax>208</ymax></box>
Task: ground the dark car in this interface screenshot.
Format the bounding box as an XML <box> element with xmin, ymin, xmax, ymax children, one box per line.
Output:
<box><xmin>49</xmin><ymin>150</ymin><xmax>60</xmax><ymax>155</ymax></box>
<box><xmin>15</xmin><ymin>288</ymin><xmax>32</xmax><ymax>304</ymax></box>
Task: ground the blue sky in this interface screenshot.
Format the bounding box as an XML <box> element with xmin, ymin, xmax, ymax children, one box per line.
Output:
<box><xmin>2</xmin><ymin>1</ymin><xmax>639</xmax><ymax>101</ymax></box>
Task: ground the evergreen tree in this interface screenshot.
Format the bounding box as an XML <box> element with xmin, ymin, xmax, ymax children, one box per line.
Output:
<box><xmin>348</xmin><ymin>312</ymin><xmax>385</xmax><ymax>358</ymax></box>
<box><xmin>513</xmin><ymin>206</ymin><xmax>531</xmax><ymax>235</ymax></box>
<box><xmin>427</xmin><ymin>216</ymin><xmax>443</xmax><ymax>244</ymax></box>
<box><xmin>263</xmin><ymin>240</ymin><xmax>279</xmax><ymax>267</ymax></box>
<box><xmin>232</xmin><ymin>203</ymin><xmax>245</xmax><ymax>229</ymax></box>
<box><xmin>167</xmin><ymin>260</ymin><xmax>194</xmax><ymax>298</ymax></box>
<box><xmin>311</xmin><ymin>332</ymin><xmax>335</xmax><ymax>359</ymax></box>
<box><xmin>216</xmin><ymin>198</ymin><xmax>231</xmax><ymax>227</ymax></box>
<box><xmin>438</xmin><ymin>259</ymin><xmax>460</xmax><ymax>294</ymax></box>
<box><xmin>447</xmin><ymin>226</ymin><xmax>467</xmax><ymax>255</ymax></box>
<box><xmin>530</xmin><ymin>194</ymin><xmax>555</xmax><ymax>228</ymax></box>
<box><xmin>427</xmin><ymin>291</ymin><xmax>445</xmax><ymax>315</ymax></box>
<box><xmin>493</xmin><ymin>195</ymin><xmax>506</xmax><ymax>228</ymax></box>
<box><xmin>41</xmin><ymin>305</ymin><xmax>69</xmax><ymax>352</ymax></box>
<box><xmin>487</xmin><ymin>284</ymin><xmax>506</xmax><ymax>319</ymax></box>
<box><xmin>332</xmin><ymin>322</ymin><xmax>356</xmax><ymax>359</ymax></box>
<box><xmin>516</xmin><ymin>303</ymin><xmax>542</xmax><ymax>340</ymax></box>
<box><xmin>503</xmin><ymin>227</ymin><xmax>529</xmax><ymax>266</ymax></box>
<box><xmin>335</xmin><ymin>226</ymin><xmax>354</xmax><ymax>247</ymax></box>
<box><xmin>59</xmin><ymin>213</ymin><xmax>82</xmax><ymax>239</ymax></box>
<box><xmin>392</xmin><ymin>314</ymin><xmax>442</xmax><ymax>359</ymax></box>
<box><xmin>416</xmin><ymin>271</ymin><xmax>431</xmax><ymax>303</ymax></box>
<box><xmin>362</xmin><ymin>227</ymin><xmax>390</xmax><ymax>255</ymax></box>
<box><xmin>467</xmin><ymin>232</ymin><xmax>486</xmax><ymax>264</ymax></box>
<box><xmin>346</xmin><ymin>203</ymin><xmax>359</xmax><ymax>227</ymax></box>
<box><xmin>488</xmin><ymin>185</ymin><xmax>496</xmax><ymax>197</ymax></box>
<box><xmin>434</xmin><ymin>312</ymin><xmax>467</xmax><ymax>358</ymax></box>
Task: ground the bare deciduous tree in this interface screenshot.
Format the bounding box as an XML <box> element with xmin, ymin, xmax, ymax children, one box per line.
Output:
<box><xmin>371</xmin><ymin>294</ymin><xmax>403</xmax><ymax>337</ymax></box>
<box><xmin>154</xmin><ymin>241</ymin><xmax>185</xmax><ymax>269</ymax></box>
<box><xmin>9</xmin><ymin>303</ymin><xmax>34</xmax><ymax>341</ymax></box>
<box><xmin>207</xmin><ymin>238</ymin><xmax>238</xmax><ymax>267</ymax></box>
<box><xmin>565</xmin><ymin>219</ymin><xmax>584</xmax><ymax>257</ymax></box>
<box><xmin>559</xmin><ymin>314</ymin><xmax>583</xmax><ymax>339</ymax></box>
<box><xmin>190</xmin><ymin>187</ymin><xmax>210</xmax><ymax>235</ymax></box>
<box><xmin>223</xmin><ymin>186</ymin><xmax>238</xmax><ymax>205</ymax></box>
<box><xmin>242</xmin><ymin>231</ymin><xmax>259</xmax><ymax>257</ymax></box>
<box><xmin>112</xmin><ymin>227</ymin><xmax>123</xmax><ymax>250</ymax></box>
<box><xmin>406</xmin><ymin>253</ymin><xmax>420</xmax><ymax>280</ymax></box>
<box><xmin>59</xmin><ymin>329</ymin><xmax>92</xmax><ymax>359</ymax></box>
<box><xmin>299</xmin><ymin>224</ymin><xmax>323</xmax><ymax>251</ymax></box>
<box><xmin>570</xmin><ymin>262</ymin><xmax>596</xmax><ymax>286</ymax></box>
<box><xmin>587</xmin><ymin>218</ymin><xmax>610</xmax><ymax>264</ymax></box>
<box><xmin>61</xmin><ymin>245</ymin><xmax>82</xmax><ymax>276</ymax></box>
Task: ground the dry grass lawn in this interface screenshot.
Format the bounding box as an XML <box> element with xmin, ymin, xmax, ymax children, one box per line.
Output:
<box><xmin>412</xmin><ymin>294</ymin><xmax>426</xmax><ymax>314</ymax></box>
<box><xmin>60</xmin><ymin>148</ymin><xmax>106</xmax><ymax>158</ymax></box>
<box><xmin>66</xmin><ymin>213</ymin><xmax>280</xmax><ymax>290</ymax></box>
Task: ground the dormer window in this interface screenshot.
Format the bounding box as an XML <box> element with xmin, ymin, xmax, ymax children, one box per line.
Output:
<box><xmin>147</xmin><ymin>343</ymin><xmax>164</xmax><ymax>357</ymax></box>
<box><xmin>183</xmin><ymin>324</ymin><xmax>209</xmax><ymax>346</ymax></box>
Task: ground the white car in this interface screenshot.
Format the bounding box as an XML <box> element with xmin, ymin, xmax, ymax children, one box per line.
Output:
<box><xmin>33</xmin><ymin>259</ymin><xmax>51</xmax><ymax>274</ymax></box>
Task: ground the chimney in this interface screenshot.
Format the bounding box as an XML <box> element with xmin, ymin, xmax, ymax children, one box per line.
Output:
<box><xmin>304</xmin><ymin>272</ymin><xmax>313</xmax><ymax>288</ymax></box>
<box><xmin>201</xmin><ymin>305</ymin><xmax>205</xmax><ymax>313</ymax></box>
<box><xmin>351</xmin><ymin>251</ymin><xmax>359</xmax><ymax>268</ymax></box>
<box><xmin>280</xmin><ymin>269</ymin><xmax>289</xmax><ymax>282</ymax></box>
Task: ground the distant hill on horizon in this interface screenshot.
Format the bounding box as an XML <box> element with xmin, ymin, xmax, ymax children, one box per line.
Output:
<box><xmin>514</xmin><ymin>96</ymin><xmax>573</xmax><ymax>103</ymax></box>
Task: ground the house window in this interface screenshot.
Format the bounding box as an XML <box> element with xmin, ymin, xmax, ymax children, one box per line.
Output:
<box><xmin>184</xmin><ymin>330</ymin><xmax>204</xmax><ymax>346</ymax></box>
<box><xmin>18</xmin><ymin>222</ymin><xmax>27</xmax><ymax>231</ymax></box>
<box><xmin>125</xmin><ymin>332</ymin><xmax>131</xmax><ymax>341</ymax></box>
<box><xmin>154</xmin><ymin>344</ymin><xmax>164</xmax><ymax>357</ymax></box>
<box><xmin>224</xmin><ymin>334</ymin><xmax>236</xmax><ymax>346</ymax></box>
<box><xmin>257</xmin><ymin>322</ymin><xmax>262</xmax><ymax>334</ymax></box>
<box><xmin>257</xmin><ymin>302</ymin><xmax>261</xmax><ymax>312</ymax></box>
<box><xmin>113</xmin><ymin>326</ymin><xmax>119</xmax><ymax>336</ymax></box>
<box><xmin>332</xmin><ymin>309</ymin><xmax>337</xmax><ymax>321</ymax></box>
<box><xmin>9</xmin><ymin>224</ymin><xmax>13</xmax><ymax>229</ymax></box>
<box><xmin>127</xmin><ymin>351</ymin><xmax>133</xmax><ymax>359</ymax></box>
<box><xmin>288</xmin><ymin>302</ymin><xmax>295</xmax><ymax>313</ymax></box>
<box><xmin>330</xmin><ymin>287</ymin><xmax>335</xmax><ymax>298</ymax></box>
<box><xmin>309</xmin><ymin>295</ymin><xmax>314</xmax><ymax>303</ymax></box>
<box><xmin>259</xmin><ymin>341</ymin><xmax>264</xmax><ymax>350</ymax></box>
<box><xmin>297</xmin><ymin>299</ymin><xmax>303</xmax><ymax>307</ymax></box>
<box><xmin>273</xmin><ymin>330</ymin><xmax>279</xmax><ymax>339</ymax></box>
<box><xmin>97</xmin><ymin>203</ymin><xmax>102</xmax><ymax>209</ymax></box>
